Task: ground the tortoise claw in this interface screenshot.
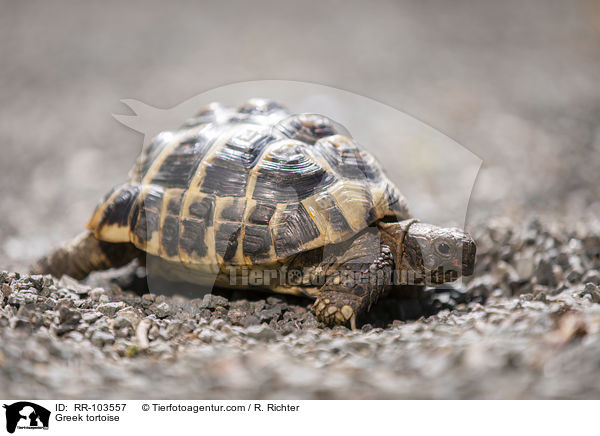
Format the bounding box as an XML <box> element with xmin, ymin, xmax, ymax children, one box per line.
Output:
<box><xmin>312</xmin><ymin>296</ymin><xmax>357</xmax><ymax>328</ymax></box>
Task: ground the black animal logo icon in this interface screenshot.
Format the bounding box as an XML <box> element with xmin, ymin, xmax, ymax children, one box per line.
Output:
<box><xmin>3</xmin><ymin>402</ymin><xmax>50</xmax><ymax>434</ymax></box>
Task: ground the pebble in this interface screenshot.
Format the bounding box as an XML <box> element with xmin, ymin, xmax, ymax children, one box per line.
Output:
<box><xmin>97</xmin><ymin>302</ymin><xmax>127</xmax><ymax>317</ymax></box>
<box><xmin>136</xmin><ymin>319</ymin><xmax>151</xmax><ymax>350</ymax></box>
<box><xmin>90</xmin><ymin>330</ymin><xmax>115</xmax><ymax>347</ymax></box>
<box><xmin>89</xmin><ymin>288</ymin><xmax>110</xmax><ymax>301</ymax></box>
<box><xmin>151</xmin><ymin>302</ymin><xmax>175</xmax><ymax>318</ymax></box>
<box><xmin>580</xmin><ymin>283</ymin><xmax>600</xmax><ymax>303</ymax></box>
<box><xmin>245</xmin><ymin>324</ymin><xmax>277</xmax><ymax>341</ymax></box>
<box><xmin>582</xmin><ymin>271</ymin><xmax>600</xmax><ymax>286</ymax></box>
<box><xmin>201</xmin><ymin>294</ymin><xmax>229</xmax><ymax>309</ymax></box>
<box><xmin>536</xmin><ymin>259</ymin><xmax>558</xmax><ymax>287</ymax></box>
<box><xmin>81</xmin><ymin>311</ymin><xmax>102</xmax><ymax>323</ymax></box>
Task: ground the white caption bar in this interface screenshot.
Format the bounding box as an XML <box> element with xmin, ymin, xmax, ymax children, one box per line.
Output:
<box><xmin>0</xmin><ymin>400</ymin><xmax>597</xmax><ymax>436</ymax></box>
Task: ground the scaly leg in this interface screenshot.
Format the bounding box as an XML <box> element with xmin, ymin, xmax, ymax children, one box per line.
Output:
<box><xmin>311</xmin><ymin>230</ymin><xmax>394</xmax><ymax>329</ymax></box>
<box><xmin>31</xmin><ymin>231</ymin><xmax>140</xmax><ymax>280</ymax></box>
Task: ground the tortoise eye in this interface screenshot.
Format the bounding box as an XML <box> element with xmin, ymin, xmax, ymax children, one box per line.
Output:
<box><xmin>437</xmin><ymin>242</ymin><xmax>451</xmax><ymax>255</ymax></box>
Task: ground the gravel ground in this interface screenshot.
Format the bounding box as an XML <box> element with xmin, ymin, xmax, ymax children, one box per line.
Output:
<box><xmin>1</xmin><ymin>218</ymin><xmax>600</xmax><ymax>399</ymax></box>
<box><xmin>2</xmin><ymin>0</ymin><xmax>600</xmax><ymax>399</ymax></box>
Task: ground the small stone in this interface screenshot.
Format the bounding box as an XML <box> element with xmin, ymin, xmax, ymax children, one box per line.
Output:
<box><xmin>113</xmin><ymin>316</ymin><xmax>133</xmax><ymax>330</ymax></box>
<box><xmin>1</xmin><ymin>283</ymin><xmax>12</xmax><ymax>298</ymax></box>
<box><xmin>136</xmin><ymin>319</ymin><xmax>151</xmax><ymax>350</ymax></box>
<box><xmin>81</xmin><ymin>311</ymin><xmax>103</xmax><ymax>323</ymax></box>
<box><xmin>266</xmin><ymin>296</ymin><xmax>283</xmax><ymax>305</ymax></box>
<box><xmin>582</xmin><ymin>271</ymin><xmax>600</xmax><ymax>286</ymax></box>
<box><xmin>252</xmin><ymin>300</ymin><xmax>266</xmax><ymax>313</ymax></box>
<box><xmin>257</xmin><ymin>306</ymin><xmax>282</xmax><ymax>322</ymax></box>
<box><xmin>201</xmin><ymin>294</ymin><xmax>229</xmax><ymax>309</ymax></box>
<box><xmin>227</xmin><ymin>309</ymin><xmax>247</xmax><ymax>326</ymax></box>
<box><xmin>65</xmin><ymin>331</ymin><xmax>84</xmax><ymax>342</ymax></box>
<box><xmin>196</xmin><ymin>309</ymin><xmax>213</xmax><ymax>321</ymax></box>
<box><xmin>245</xmin><ymin>324</ymin><xmax>277</xmax><ymax>341</ymax></box>
<box><xmin>210</xmin><ymin>319</ymin><xmax>225</xmax><ymax>330</ymax></box>
<box><xmin>58</xmin><ymin>276</ymin><xmax>90</xmax><ymax>295</ymax></box>
<box><xmin>212</xmin><ymin>306</ymin><xmax>228</xmax><ymax>319</ymax></box>
<box><xmin>97</xmin><ymin>302</ymin><xmax>127</xmax><ymax>317</ymax></box>
<box><xmin>89</xmin><ymin>288</ymin><xmax>110</xmax><ymax>301</ymax></box>
<box><xmin>566</xmin><ymin>269</ymin><xmax>583</xmax><ymax>283</ymax></box>
<box><xmin>28</xmin><ymin>275</ymin><xmax>45</xmax><ymax>291</ymax></box>
<box><xmin>13</xmin><ymin>317</ymin><xmax>33</xmax><ymax>331</ymax></box>
<box><xmin>115</xmin><ymin>308</ymin><xmax>142</xmax><ymax>328</ymax></box>
<box><xmin>536</xmin><ymin>259</ymin><xmax>558</xmax><ymax>287</ymax></box>
<box><xmin>151</xmin><ymin>302</ymin><xmax>175</xmax><ymax>318</ymax></box>
<box><xmin>198</xmin><ymin>329</ymin><xmax>214</xmax><ymax>343</ymax></box>
<box><xmin>514</xmin><ymin>250</ymin><xmax>535</xmax><ymax>279</ymax></box>
<box><xmin>467</xmin><ymin>276</ymin><xmax>494</xmax><ymax>299</ymax></box>
<box><xmin>580</xmin><ymin>283</ymin><xmax>600</xmax><ymax>303</ymax></box>
<box><xmin>56</xmin><ymin>307</ymin><xmax>82</xmax><ymax>335</ymax></box>
<box><xmin>115</xmin><ymin>327</ymin><xmax>132</xmax><ymax>338</ymax></box>
<box><xmin>8</xmin><ymin>292</ymin><xmax>37</xmax><ymax>306</ymax></box>
<box><xmin>243</xmin><ymin>315</ymin><xmax>260</xmax><ymax>328</ymax></box>
<box><xmin>149</xmin><ymin>341</ymin><xmax>172</xmax><ymax>356</ymax></box>
<box><xmin>90</xmin><ymin>330</ymin><xmax>115</xmax><ymax>347</ymax></box>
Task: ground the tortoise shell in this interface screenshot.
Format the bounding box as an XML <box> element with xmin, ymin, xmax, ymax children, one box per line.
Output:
<box><xmin>87</xmin><ymin>98</ymin><xmax>410</xmax><ymax>267</ymax></box>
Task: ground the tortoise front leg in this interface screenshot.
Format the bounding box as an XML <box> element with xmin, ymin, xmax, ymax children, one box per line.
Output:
<box><xmin>311</xmin><ymin>231</ymin><xmax>394</xmax><ymax>329</ymax></box>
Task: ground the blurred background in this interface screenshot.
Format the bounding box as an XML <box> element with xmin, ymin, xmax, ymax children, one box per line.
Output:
<box><xmin>1</xmin><ymin>0</ymin><xmax>599</xmax><ymax>269</ymax></box>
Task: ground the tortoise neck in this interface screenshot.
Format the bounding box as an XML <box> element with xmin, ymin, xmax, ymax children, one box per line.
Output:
<box><xmin>377</xmin><ymin>218</ymin><xmax>420</xmax><ymax>274</ymax></box>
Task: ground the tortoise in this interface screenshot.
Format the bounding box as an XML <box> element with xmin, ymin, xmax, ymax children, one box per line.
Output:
<box><xmin>32</xmin><ymin>98</ymin><xmax>476</xmax><ymax>328</ymax></box>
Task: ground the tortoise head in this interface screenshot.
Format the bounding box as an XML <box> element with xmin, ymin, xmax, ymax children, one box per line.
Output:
<box><xmin>397</xmin><ymin>221</ymin><xmax>476</xmax><ymax>285</ymax></box>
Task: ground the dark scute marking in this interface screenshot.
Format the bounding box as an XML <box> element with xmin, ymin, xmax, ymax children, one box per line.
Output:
<box><xmin>200</xmin><ymin>164</ymin><xmax>249</xmax><ymax>197</ymax></box>
<box><xmin>253</xmin><ymin>146</ymin><xmax>336</xmax><ymax>202</ymax></box>
<box><xmin>248</xmin><ymin>203</ymin><xmax>276</xmax><ymax>225</ymax></box>
<box><xmin>243</xmin><ymin>225</ymin><xmax>272</xmax><ymax>256</ymax></box>
<box><xmin>220</xmin><ymin>129</ymin><xmax>275</xmax><ymax>169</ymax></box>
<box><xmin>100</xmin><ymin>184</ymin><xmax>141</xmax><ymax>227</ymax></box>
<box><xmin>142</xmin><ymin>186</ymin><xmax>165</xmax><ymax>211</ymax></box>
<box><xmin>319</xmin><ymin>139</ymin><xmax>381</xmax><ymax>181</ymax></box>
<box><xmin>199</xmin><ymin>131</ymin><xmax>276</xmax><ymax>196</ymax></box>
<box><xmin>277</xmin><ymin>114</ymin><xmax>338</xmax><ymax>144</ymax></box>
<box><xmin>215</xmin><ymin>223</ymin><xmax>241</xmax><ymax>261</ymax></box>
<box><xmin>166</xmin><ymin>191</ymin><xmax>184</xmax><ymax>215</ymax></box>
<box><xmin>180</xmin><ymin>219</ymin><xmax>207</xmax><ymax>257</ymax></box>
<box><xmin>150</xmin><ymin>135</ymin><xmax>210</xmax><ymax>188</ymax></box>
<box><xmin>188</xmin><ymin>196</ymin><xmax>215</xmax><ymax>225</ymax></box>
<box><xmin>366</xmin><ymin>204</ymin><xmax>379</xmax><ymax>224</ymax></box>
<box><xmin>129</xmin><ymin>201</ymin><xmax>140</xmax><ymax>233</ymax></box>
<box><xmin>162</xmin><ymin>216</ymin><xmax>180</xmax><ymax>257</ymax></box>
<box><xmin>385</xmin><ymin>185</ymin><xmax>403</xmax><ymax>213</ymax></box>
<box><xmin>135</xmin><ymin>132</ymin><xmax>172</xmax><ymax>180</ymax></box>
<box><xmin>220</xmin><ymin>200</ymin><xmax>246</xmax><ymax>222</ymax></box>
<box><xmin>316</xmin><ymin>193</ymin><xmax>352</xmax><ymax>233</ymax></box>
<box><xmin>274</xmin><ymin>203</ymin><xmax>320</xmax><ymax>258</ymax></box>
<box><xmin>134</xmin><ymin>209</ymin><xmax>159</xmax><ymax>243</ymax></box>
